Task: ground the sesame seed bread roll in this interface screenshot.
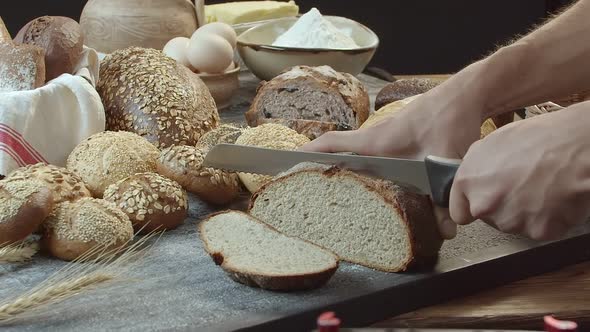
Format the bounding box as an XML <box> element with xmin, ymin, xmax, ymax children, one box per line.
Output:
<box><xmin>234</xmin><ymin>124</ymin><xmax>310</xmax><ymax>193</ymax></box>
<box><xmin>97</xmin><ymin>47</ymin><xmax>220</xmax><ymax>149</ymax></box>
<box><xmin>66</xmin><ymin>131</ymin><xmax>160</xmax><ymax>198</ymax></box>
<box><xmin>103</xmin><ymin>172</ymin><xmax>188</xmax><ymax>233</ymax></box>
<box><xmin>42</xmin><ymin>197</ymin><xmax>134</xmax><ymax>261</ymax></box>
<box><xmin>0</xmin><ymin>179</ymin><xmax>54</xmax><ymax>245</ymax></box>
<box><xmin>157</xmin><ymin>145</ymin><xmax>240</xmax><ymax>205</ymax></box>
<box><xmin>6</xmin><ymin>163</ymin><xmax>91</xmax><ymax>205</ymax></box>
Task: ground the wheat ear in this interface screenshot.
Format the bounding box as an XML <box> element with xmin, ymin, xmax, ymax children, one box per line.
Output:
<box><xmin>0</xmin><ymin>241</ymin><xmax>39</xmax><ymax>264</ymax></box>
<box><xmin>0</xmin><ymin>231</ymin><xmax>162</xmax><ymax>324</ymax></box>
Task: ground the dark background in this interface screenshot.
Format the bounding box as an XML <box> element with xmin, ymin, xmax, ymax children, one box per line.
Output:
<box><xmin>1</xmin><ymin>0</ymin><xmax>576</xmax><ymax>74</ymax></box>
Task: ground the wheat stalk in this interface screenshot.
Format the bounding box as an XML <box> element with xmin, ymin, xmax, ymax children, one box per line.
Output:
<box><xmin>0</xmin><ymin>241</ymin><xmax>39</xmax><ymax>264</ymax></box>
<box><xmin>0</xmin><ymin>231</ymin><xmax>162</xmax><ymax>324</ymax></box>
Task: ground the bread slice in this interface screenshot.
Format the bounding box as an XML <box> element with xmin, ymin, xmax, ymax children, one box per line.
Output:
<box><xmin>248</xmin><ymin>164</ymin><xmax>443</xmax><ymax>272</ymax></box>
<box><xmin>199</xmin><ymin>210</ymin><xmax>339</xmax><ymax>291</ymax></box>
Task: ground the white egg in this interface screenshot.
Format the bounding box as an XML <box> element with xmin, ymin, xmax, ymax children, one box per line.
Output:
<box><xmin>192</xmin><ymin>22</ymin><xmax>237</xmax><ymax>49</ymax></box>
<box><xmin>163</xmin><ymin>37</ymin><xmax>191</xmax><ymax>67</ymax></box>
<box><xmin>187</xmin><ymin>34</ymin><xmax>234</xmax><ymax>73</ymax></box>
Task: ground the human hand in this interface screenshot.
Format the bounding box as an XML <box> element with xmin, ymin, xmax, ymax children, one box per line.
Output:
<box><xmin>450</xmin><ymin>101</ymin><xmax>590</xmax><ymax>240</ymax></box>
<box><xmin>300</xmin><ymin>88</ymin><xmax>485</xmax><ymax>240</ymax></box>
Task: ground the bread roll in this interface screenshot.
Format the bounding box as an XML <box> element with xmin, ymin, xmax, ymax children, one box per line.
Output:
<box><xmin>6</xmin><ymin>163</ymin><xmax>91</xmax><ymax>205</ymax></box>
<box><xmin>0</xmin><ymin>16</ymin><xmax>12</xmax><ymax>44</ymax></box>
<box><xmin>0</xmin><ymin>179</ymin><xmax>54</xmax><ymax>245</ymax></box>
<box><xmin>157</xmin><ymin>145</ymin><xmax>240</xmax><ymax>205</ymax></box>
<box><xmin>195</xmin><ymin>124</ymin><xmax>244</xmax><ymax>152</ymax></box>
<box><xmin>0</xmin><ymin>43</ymin><xmax>45</xmax><ymax>92</ymax></box>
<box><xmin>97</xmin><ymin>47</ymin><xmax>220</xmax><ymax>148</ymax></box>
<box><xmin>374</xmin><ymin>78</ymin><xmax>439</xmax><ymax>110</ymax></box>
<box><xmin>103</xmin><ymin>172</ymin><xmax>188</xmax><ymax>233</ymax></box>
<box><xmin>235</xmin><ymin>124</ymin><xmax>310</xmax><ymax>193</ymax></box>
<box><xmin>66</xmin><ymin>131</ymin><xmax>160</xmax><ymax>198</ymax></box>
<box><xmin>14</xmin><ymin>16</ymin><xmax>84</xmax><ymax>82</ymax></box>
<box><xmin>245</xmin><ymin>65</ymin><xmax>370</xmax><ymax>139</ymax></box>
<box><xmin>42</xmin><ymin>197</ymin><xmax>134</xmax><ymax>261</ymax></box>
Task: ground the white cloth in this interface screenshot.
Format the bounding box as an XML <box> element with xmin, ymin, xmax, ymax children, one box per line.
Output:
<box><xmin>0</xmin><ymin>46</ymin><xmax>105</xmax><ymax>176</ymax></box>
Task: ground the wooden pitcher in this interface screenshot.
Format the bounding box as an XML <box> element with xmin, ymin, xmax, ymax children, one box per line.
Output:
<box><xmin>80</xmin><ymin>0</ymin><xmax>204</xmax><ymax>54</ymax></box>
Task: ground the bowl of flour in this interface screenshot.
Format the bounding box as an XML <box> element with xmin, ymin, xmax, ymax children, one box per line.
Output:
<box><xmin>236</xmin><ymin>8</ymin><xmax>379</xmax><ymax>81</ymax></box>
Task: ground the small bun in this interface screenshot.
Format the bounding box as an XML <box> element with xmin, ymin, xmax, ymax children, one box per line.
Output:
<box><xmin>103</xmin><ymin>172</ymin><xmax>188</xmax><ymax>233</ymax></box>
<box><xmin>195</xmin><ymin>124</ymin><xmax>244</xmax><ymax>152</ymax></box>
<box><xmin>235</xmin><ymin>124</ymin><xmax>310</xmax><ymax>193</ymax></box>
<box><xmin>66</xmin><ymin>131</ymin><xmax>160</xmax><ymax>198</ymax></box>
<box><xmin>0</xmin><ymin>179</ymin><xmax>54</xmax><ymax>245</ymax></box>
<box><xmin>6</xmin><ymin>163</ymin><xmax>91</xmax><ymax>204</ymax></box>
<box><xmin>157</xmin><ymin>145</ymin><xmax>240</xmax><ymax>205</ymax></box>
<box><xmin>374</xmin><ymin>78</ymin><xmax>439</xmax><ymax>110</ymax></box>
<box><xmin>42</xmin><ymin>197</ymin><xmax>134</xmax><ymax>261</ymax></box>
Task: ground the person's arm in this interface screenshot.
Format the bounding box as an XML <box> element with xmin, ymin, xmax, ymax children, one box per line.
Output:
<box><xmin>428</xmin><ymin>0</ymin><xmax>590</xmax><ymax>121</ymax></box>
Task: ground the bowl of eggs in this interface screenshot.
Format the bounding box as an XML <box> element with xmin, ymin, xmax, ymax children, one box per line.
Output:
<box><xmin>163</xmin><ymin>22</ymin><xmax>240</xmax><ymax>110</ymax></box>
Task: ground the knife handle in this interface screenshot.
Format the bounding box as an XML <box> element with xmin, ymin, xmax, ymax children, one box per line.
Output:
<box><xmin>425</xmin><ymin>156</ymin><xmax>461</xmax><ymax>208</ymax></box>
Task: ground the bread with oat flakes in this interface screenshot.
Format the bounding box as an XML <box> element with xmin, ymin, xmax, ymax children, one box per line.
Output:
<box><xmin>103</xmin><ymin>172</ymin><xmax>188</xmax><ymax>233</ymax></box>
<box><xmin>96</xmin><ymin>47</ymin><xmax>220</xmax><ymax>149</ymax></box>
<box><xmin>156</xmin><ymin>145</ymin><xmax>240</xmax><ymax>205</ymax></box>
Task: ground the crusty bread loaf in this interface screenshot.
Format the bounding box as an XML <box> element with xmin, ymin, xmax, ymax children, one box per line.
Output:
<box><xmin>361</xmin><ymin>94</ymin><xmax>497</xmax><ymax>139</ymax></box>
<box><xmin>157</xmin><ymin>145</ymin><xmax>240</xmax><ymax>205</ymax></box>
<box><xmin>0</xmin><ymin>43</ymin><xmax>45</xmax><ymax>92</ymax></box>
<box><xmin>234</xmin><ymin>123</ymin><xmax>310</xmax><ymax>193</ymax></box>
<box><xmin>245</xmin><ymin>65</ymin><xmax>370</xmax><ymax>139</ymax></box>
<box><xmin>195</xmin><ymin>124</ymin><xmax>244</xmax><ymax>152</ymax></box>
<box><xmin>97</xmin><ymin>47</ymin><xmax>220</xmax><ymax>149</ymax></box>
<box><xmin>374</xmin><ymin>78</ymin><xmax>439</xmax><ymax>110</ymax></box>
<box><xmin>42</xmin><ymin>197</ymin><xmax>134</xmax><ymax>261</ymax></box>
<box><xmin>66</xmin><ymin>131</ymin><xmax>160</xmax><ymax>198</ymax></box>
<box><xmin>0</xmin><ymin>178</ymin><xmax>54</xmax><ymax>245</ymax></box>
<box><xmin>0</xmin><ymin>16</ymin><xmax>12</xmax><ymax>44</ymax></box>
<box><xmin>6</xmin><ymin>163</ymin><xmax>91</xmax><ymax>205</ymax></box>
<box><xmin>103</xmin><ymin>172</ymin><xmax>188</xmax><ymax>233</ymax></box>
<box><xmin>14</xmin><ymin>16</ymin><xmax>84</xmax><ymax>82</ymax></box>
<box><xmin>249</xmin><ymin>164</ymin><xmax>443</xmax><ymax>272</ymax></box>
<box><xmin>199</xmin><ymin>210</ymin><xmax>339</xmax><ymax>291</ymax></box>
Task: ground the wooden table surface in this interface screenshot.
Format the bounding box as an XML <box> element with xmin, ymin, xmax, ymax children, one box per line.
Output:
<box><xmin>372</xmin><ymin>72</ymin><xmax>589</xmax><ymax>331</ymax></box>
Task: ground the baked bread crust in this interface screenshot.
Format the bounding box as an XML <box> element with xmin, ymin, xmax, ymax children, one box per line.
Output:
<box><xmin>97</xmin><ymin>47</ymin><xmax>220</xmax><ymax>149</ymax></box>
<box><xmin>0</xmin><ymin>43</ymin><xmax>45</xmax><ymax>92</ymax></box>
<box><xmin>195</xmin><ymin>124</ymin><xmax>244</xmax><ymax>152</ymax></box>
<box><xmin>245</xmin><ymin>65</ymin><xmax>369</xmax><ymax>139</ymax></box>
<box><xmin>0</xmin><ymin>16</ymin><xmax>11</xmax><ymax>44</ymax></box>
<box><xmin>375</xmin><ymin>78</ymin><xmax>439</xmax><ymax>111</ymax></box>
<box><xmin>199</xmin><ymin>210</ymin><xmax>339</xmax><ymax>291</ymax></box>
<box><xmin>249</xmin><ymin>166</ymin><xmax>443</xmax><ymax>272</ymax></box>
<box><xmin>103</xmin><ymin>172</ymin><xmax>188</xmax><ymax>233</ymax></box>
<box><xmin>0</xmin><ymin>179</ymin><xmax>54</xmax><ymax>245</ymax></box>
<box><xmin>66</xmin><ymin>131</ymin><xmax>160</xmax><ymax>198</ymax></box>
<box><xmin>42</xmin><ymin>197</ymin><xmax>134</xmax><ymax>261</ymax></box>
<box><xmin>14</xmin><ymin>16</ymin><xmax>84</xmax><ymax>81</ymax></box>
<box><xmin>157</xmin><ymin>145</ymin><xmax>240</xmax><ymax>205</ymax></box>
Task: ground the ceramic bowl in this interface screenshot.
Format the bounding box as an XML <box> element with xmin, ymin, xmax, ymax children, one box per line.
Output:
<box><xmin>236</xmin><ymin>15</ymin><xmax>379</xmax><ymax>81</ymax></box>
<box><xmin>196</xmin><ymin>62</ymin><xmax>240</xmax><ymax>111</ymax></box>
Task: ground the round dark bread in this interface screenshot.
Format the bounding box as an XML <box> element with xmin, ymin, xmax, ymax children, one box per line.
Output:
<box><xmin>14</xmin><ymin>16</ymin><xmax>84</xmax><ymax>82</ymax></box>
<box><xmin>245</xmin><ymin>65</ymin><xmax>369</xmax><ymax>139</ymax></box>
<box><xmin>97</xmin><ymin>47</ymin><xmax>220</xmax><ymax>149</ymax></box>
<box><xmin>374</xmin><ymin>78</ymin><xmax>439</xmax><ymax>110</ymax></box>
<box><xmin>103</xmin><ymin>172</ymin><xmax>188</xmax><ymax>233</ymax></box>
<box><xmin>0</xmin><ymin>179</ymin><xmax>54</xmax><ymax>245</ymax></box>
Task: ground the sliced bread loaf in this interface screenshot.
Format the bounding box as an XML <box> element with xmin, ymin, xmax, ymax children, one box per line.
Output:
<box><xmin>199</xmin><ymin>210</ymin><xmax>339</xmax><ymax>291</ymax></box>
<box><xmin>248</xmin><ymin>164</ymin><xmax>443</xmax><ymax>272</ymax></box>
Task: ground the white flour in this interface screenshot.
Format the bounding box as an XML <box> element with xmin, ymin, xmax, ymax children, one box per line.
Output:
<box><xmin>272</xmin><ymin>8</ymin><xmax>359</xmax><ymax>49</ymax></box>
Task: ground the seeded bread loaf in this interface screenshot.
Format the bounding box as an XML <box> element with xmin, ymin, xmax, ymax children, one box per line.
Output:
<box><xmin>245</xmin><ymin>65</ymin><xmax>370</xmax><ymax>139</ymax></box>
<box><xmin>157</xmin><ymin>145</ymin><xmax>240</xmax><ymax>205</ymax></box>
<box><xmin>14</xmin><ymin>16</ymin><xmax>84</xmax><ymax>82</ymax></box>
<box><xmin>0</xmin><ymin>43</ymin><xmax>45</xmax><ymax>92</ymax></box>
<box><xmin>104</xmin><ymin>172</ymin><xmax>188</xmax><ymax>233</ymax></box>
<box><xmin>66</xmin><ymin>131</ymin><xmax>160</xmax><ymax>198</ymax></box>
<box><xmin>195</xmin><ymin>124</ymin><xmax>244</xmax><ymax>152</ymax></box>
<box><xmin>374</xmin><ymin>78</ymin><xmax>439</xmax><ymax>111</ymax></box>
<box><xmin>249</xmin><ymin>164</ymin><xmax>443</xmax><ymax>272</ymax></box>
<box><xmin>0</xmin><ymin>179</ymin><xmax>54</xmax><ymax>245</ymax></box>
<box><xmin>200</xmin><ymin>210</ymin><xmax>339</xmax><ymax>291</ymax></box>
<box><xmin>42</xmin><ymin>197</ymin><xmax>134</xmax><ymax>261</ymax></box>
<box><xmin>6</xmin><ymin>163</ymin><xmax>91</xmax><ymax>205</ymax></box>
<box><xmin>97</xmin><ymin>47</ymin><xmax>220</xmax><ymax>148</ymax></box>
<box><xmin>234</xmin><ymin>123</ymin><xmax>310</xmax><ymax>193</ymax></box>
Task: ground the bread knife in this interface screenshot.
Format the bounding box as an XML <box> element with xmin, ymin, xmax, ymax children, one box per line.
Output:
<box><xmin>203</xmin><ymin>144</ymin><xmax>461</xmax><ymax>207</ymax></box>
